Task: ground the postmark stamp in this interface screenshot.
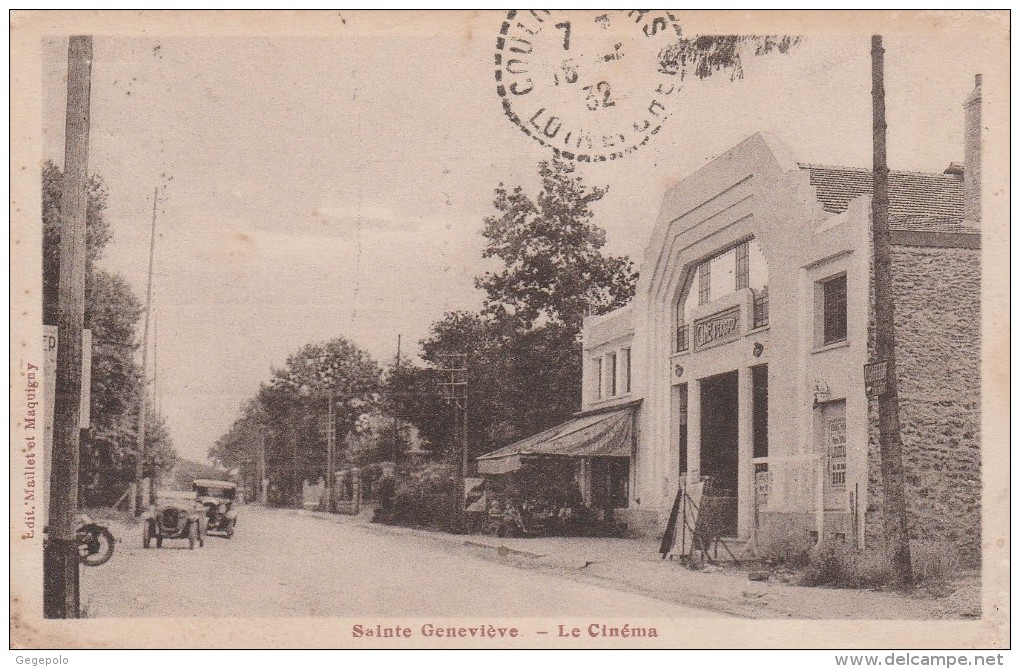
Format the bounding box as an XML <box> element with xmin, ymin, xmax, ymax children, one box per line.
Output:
<box><xmin>495</xmin><ymin>10</ymin><xmax>682</xmax><ymax>161</ymax></box>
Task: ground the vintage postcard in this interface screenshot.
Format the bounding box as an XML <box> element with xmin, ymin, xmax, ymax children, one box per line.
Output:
<box><xmin>9</xmin><ymin>10</ymin><xmax>1010</xmax><ymax>650</ymax></box>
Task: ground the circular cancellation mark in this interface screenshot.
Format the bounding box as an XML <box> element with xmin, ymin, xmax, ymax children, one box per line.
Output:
<box><xmin>495</xmin><ymin>10</ymin><xmax>682</xmax><ymax>162</ymax></box>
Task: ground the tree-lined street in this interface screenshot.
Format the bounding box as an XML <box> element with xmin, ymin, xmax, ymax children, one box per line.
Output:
<box><xmin>22</xmin><ymin>16</ymin><xmax>997</xmax><ymax>638</ymax></box>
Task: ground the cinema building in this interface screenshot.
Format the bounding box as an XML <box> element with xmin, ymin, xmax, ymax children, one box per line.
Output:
<box><xmin>481</xmin><ymin>78</ymin><xmax>982</xmax><ymax>559</ymax></box>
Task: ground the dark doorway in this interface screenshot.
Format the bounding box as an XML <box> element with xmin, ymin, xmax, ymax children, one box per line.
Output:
<box><xmin>700</xmin><ymin>371</ymin><xmax>739</xmax><ymax>536</ymax></box>
<box><xmin>752</xmin><ymin>364</ymin><xmax>769</xmax><ymax>458</ymax></box>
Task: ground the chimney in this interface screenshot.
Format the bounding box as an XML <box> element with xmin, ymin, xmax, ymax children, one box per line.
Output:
<box><xmin>963</xmin><ymin>74</ymin><xmax>981</xmax><ymax>224</ymax></box>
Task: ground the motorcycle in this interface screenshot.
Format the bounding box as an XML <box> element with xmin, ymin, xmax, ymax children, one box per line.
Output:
<box><xmin>44</xmin><ymin>515</ymin><xmax>116</xmax><ymax>567</ymax></box>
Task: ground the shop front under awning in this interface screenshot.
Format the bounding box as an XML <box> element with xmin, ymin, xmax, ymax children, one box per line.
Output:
<box><xmin>476</xmin><ymin>403</ymin><xmax>638</xmax><ymax>475</ymax></box>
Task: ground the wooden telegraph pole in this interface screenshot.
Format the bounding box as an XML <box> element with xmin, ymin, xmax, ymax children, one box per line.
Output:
<box><xmin>871</xmin><ymin>35</ymin><xmax>913</xmax><ymax>587</ymax></box>
<box><xmin>392</xmin><ymin>334</ymin><xmax>401</xmax><ymax>463</ymax></box>
<box><xmin>134</xmin><ymin>186</ymin><xmax>158</xmax><ymax>514</ymax></box>
<box><xmin>257</xmin><ymin>430</ymin><xmax>268</xmax><ymax>503</ymax></box>
<box><xmin>44</xmin><ymin>35</ymin><xmax>93</xmax><ymax>619</ymax></box>
<box><xmin>323</xmin><ymin>391</ymin><xmax>335</xmax><ymax>512</ymax></box>
<box><xmin>438</xmin><ymin>354</ymin><xmax>468</xmax><ymax>531</ymax></box>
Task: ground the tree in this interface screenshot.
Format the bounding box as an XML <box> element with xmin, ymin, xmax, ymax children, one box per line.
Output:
<box><xmin>43</xmin><ymin>161</ymin><xmax>176</xmax><ymax>507</ymax></box>
<box><xmin>659</xmin><ymin>34</ymin><xmax>800</xmax><ymax>82</ymax></box>
<box><xmin>78</xmin><ymin>271</ymin><xmax>146</xmax><ymax>505</ymax></box>
<box><xmin>42</xmin><ymin>160</ymin><xmax>113</xmax><ymax>326</ymax></box>
<box><xmin>84</xmin><ymin>271</ymin><xmax>143</xmax><ymax>433</ymax></box>
<box><xmin>269</xmin><ymin>338</ymin><xmax>383</xmax><ymax>446</ymax></box>
<box><xmin>211</xmin><ymin>338</ymin><xmax>384</xmax><ymax>507</ymax></box>
<box><xmin>389</xmin><ymin>160</ymin><xmax>639</xmax><ymax>463</ymax></box>
<box><xmin>208</xmin><ymin>398</ymin><xmax>266</xmax><ymax>499</ymax></box>
<box><xmin>477</xmin><ymin>158</ymin><xmax>637</xmax><ymax>332</ymax></box>
<box><xmin>384</xmin><ymin>353</ymin><xmax>447</xmax><ymax>453</ymax></box>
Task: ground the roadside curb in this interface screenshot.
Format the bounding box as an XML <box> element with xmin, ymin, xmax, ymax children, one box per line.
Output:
<box><xmin>462</xmin><ymin>539</ymin><xmax>545</xmax><ymax>559</ymax></box>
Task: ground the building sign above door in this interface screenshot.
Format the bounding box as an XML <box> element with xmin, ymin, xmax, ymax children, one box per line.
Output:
<box><xmin>693</xmin><ymin>306</ymin><xmax>741</xmax><ymax>351</ymax></box>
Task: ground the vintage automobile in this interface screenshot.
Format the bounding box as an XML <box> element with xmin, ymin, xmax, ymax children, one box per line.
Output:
<box><xmin>143</xmin><ymin>490</ymin><xmax>204</xmax><ymax>549</ymax></box>
<box><xmin>193</xmin><ymin>479</ymin><xmax>238</xmax><ymax>538</ymax></box>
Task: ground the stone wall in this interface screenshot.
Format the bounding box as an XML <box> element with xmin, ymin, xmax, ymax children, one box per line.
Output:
<box><xmin>865</xmin><ymin>244</ymin><xmax>981</xmax><ymax>565</ymax></box>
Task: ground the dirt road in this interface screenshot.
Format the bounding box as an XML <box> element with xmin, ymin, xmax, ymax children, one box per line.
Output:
<box><xmin>80</xmin><ymin>504</ymin><xmax>720</xmax><ymax>618</ymax></box>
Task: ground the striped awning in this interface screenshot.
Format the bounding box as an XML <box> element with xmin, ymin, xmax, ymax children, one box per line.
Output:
<box><xmin>475</xmin><ymin>405</ymin><xmax>635</xmax><ymax>475</ymax></box>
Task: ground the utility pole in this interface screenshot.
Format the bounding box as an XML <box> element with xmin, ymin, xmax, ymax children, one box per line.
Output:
<box><xmin>134</xmin><ymin>186</ymin><xmax>158</xmax><ymax>515</ymax></box>
<box><xmin>392</xmin><ymin>334</ymin><xmax>401</xmax><ymax>463</ymax></box>
<box><xmin>152</xmin><ymin>311</ymin><xmax>158</xmax><ymax>418</ymax></box>
<box><xmin>438</xmin><ymin>353</ymin><xmax>468</xmax><ymax>531</ymax></box>
<box><xmin>291</xmin><ymin>421</ymin><xmax>299</xmax><ymax>508</ymax></box>
<box><xmin>323</xmin><ymin>390</ymin><xmax>335</xmax><ymax>512</ymax></box>
<box><xmin>44</xmin><ymin>35</ymin><xmax>92</xmax><ymax>619</ymax></box>
<box><xmin>871</xmin><ymin>35</ymin><xmax>912</xmax><ymax>587</ymax></box>
<box><xmin>150</xmin><ymin>309</ymin><xmax>159</xmax><ymax>500</ymax></box>
<box><xmin>257</xmin><ymin>429</ymin><xmax>268</xmax><ymax>503</ymax></box>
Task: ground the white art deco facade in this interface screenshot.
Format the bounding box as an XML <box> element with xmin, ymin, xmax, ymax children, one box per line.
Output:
<box><xmin>582</xmin><ymin>77</ymin><xmax>981</xmax><ymax>555</ymax></box>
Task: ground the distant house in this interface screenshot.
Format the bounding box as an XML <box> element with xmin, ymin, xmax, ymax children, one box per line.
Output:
<box><xmin>479</xmin><ymin>77</ymin><xmax>982</xmax><ymax>561</ymax></box>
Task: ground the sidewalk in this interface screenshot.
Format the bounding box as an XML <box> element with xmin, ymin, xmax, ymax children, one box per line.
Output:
<box><xmin>293</xmin><ymin>507</ymin><xmax>981</xmax><ymax>620</ymax></box>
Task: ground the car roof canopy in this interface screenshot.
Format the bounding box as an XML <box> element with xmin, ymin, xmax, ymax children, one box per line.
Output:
<box><xmin>157</xmin><ymin>490</ymin><xmax>197</xmax><ymax>501</ymax></box>
<box><xmin>193</xmin><ymin>479</ymin><xmax>237</xmax><ymax>489</ymax></box>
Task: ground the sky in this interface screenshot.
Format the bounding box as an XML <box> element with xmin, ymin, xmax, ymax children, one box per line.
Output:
<box><xmin>40</xmin><ymin>13</ymin><xmax>994</xmax><ymax>463</ymax></box>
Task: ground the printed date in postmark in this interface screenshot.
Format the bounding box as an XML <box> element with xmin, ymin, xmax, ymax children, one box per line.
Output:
<box><xmin>495</xmin><ymin>10</ymin><xmax>682</xmax><ymax>162</ymax></box>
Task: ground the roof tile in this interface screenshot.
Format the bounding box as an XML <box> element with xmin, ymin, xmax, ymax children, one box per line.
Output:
<box><xmin>800</xmin><ymin>164</ymin><xmax>977</xmax><ymax>234</ymax></box>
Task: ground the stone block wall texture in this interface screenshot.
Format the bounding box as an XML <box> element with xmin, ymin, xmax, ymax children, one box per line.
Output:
<box><xmin>865</xmin><ymin>245</ymin><xmax>981</xmax><ymax>565</ymax></box>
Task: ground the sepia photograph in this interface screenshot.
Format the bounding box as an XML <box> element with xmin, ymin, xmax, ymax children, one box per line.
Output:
<box><xmin>9</xmin><ymin>9</ymin><xmax>1010</xmax><ymax>650</ymax></box>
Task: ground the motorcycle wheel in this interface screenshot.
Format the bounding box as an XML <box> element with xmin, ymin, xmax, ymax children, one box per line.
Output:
<box><xmin>80</xmin><ymin>525</ymin><xmax>115</xmax><ymax>567</ymax></box>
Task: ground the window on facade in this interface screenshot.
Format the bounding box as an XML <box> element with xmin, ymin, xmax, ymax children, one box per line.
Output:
<box><xmin>679</xmin><ymin>239</ymin><xmax>769</xmax><ymax>349</ymax></box>
<box><xmin>676</xmin><ymin>285</ymin><xmax>692</xmax><ymax>352</ymax></box>
<box><xmin>676</xmin><ymin>310</ymin><xmax>690</xmax><ymax>352</ymax></box>
<box><xmin>698</xmin><ymin>263</ymin><xmax>711</xmax><ymax>305</ymax></box>
<box><xmin>735</xmin><ymin>242</ymin><xmax>749</xmax><ymax>290</ymax></box>
<box><xmin>748</xmin><ymin>240</ymin><xmax>768</xmax><ymax>292</ymax></box>
<box><xmin>694</xmin><ymin>240</ymin><xmax>768</xmax><ymax>307</ymax></box>
<box><xmin>606</xmin><ymin>353</ymin><xmax>617</xmax><ymax>397</ymax></box>
<box><xmin>753</xmin><ymin>286</ymin><xmax>770</xmax><ymax>329</ymax></box>
<box><xmin>822</xmin><ymin>274</ymin><xmax>848</xmax><ymax>345</ymax></box>
<box><xmin>620</xmin><ymin>348</ymin><xmax>631</xmax><ymax>394</ymax></box>
<box><xmin>749</xmin><ymin>240</ymin><xmax>769</xmax><ymax>328</ymax></box>
<box><xmin>594</xmin><ymin>357</ymin><xmax>603</xmax><ymax>400</ymax></box>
